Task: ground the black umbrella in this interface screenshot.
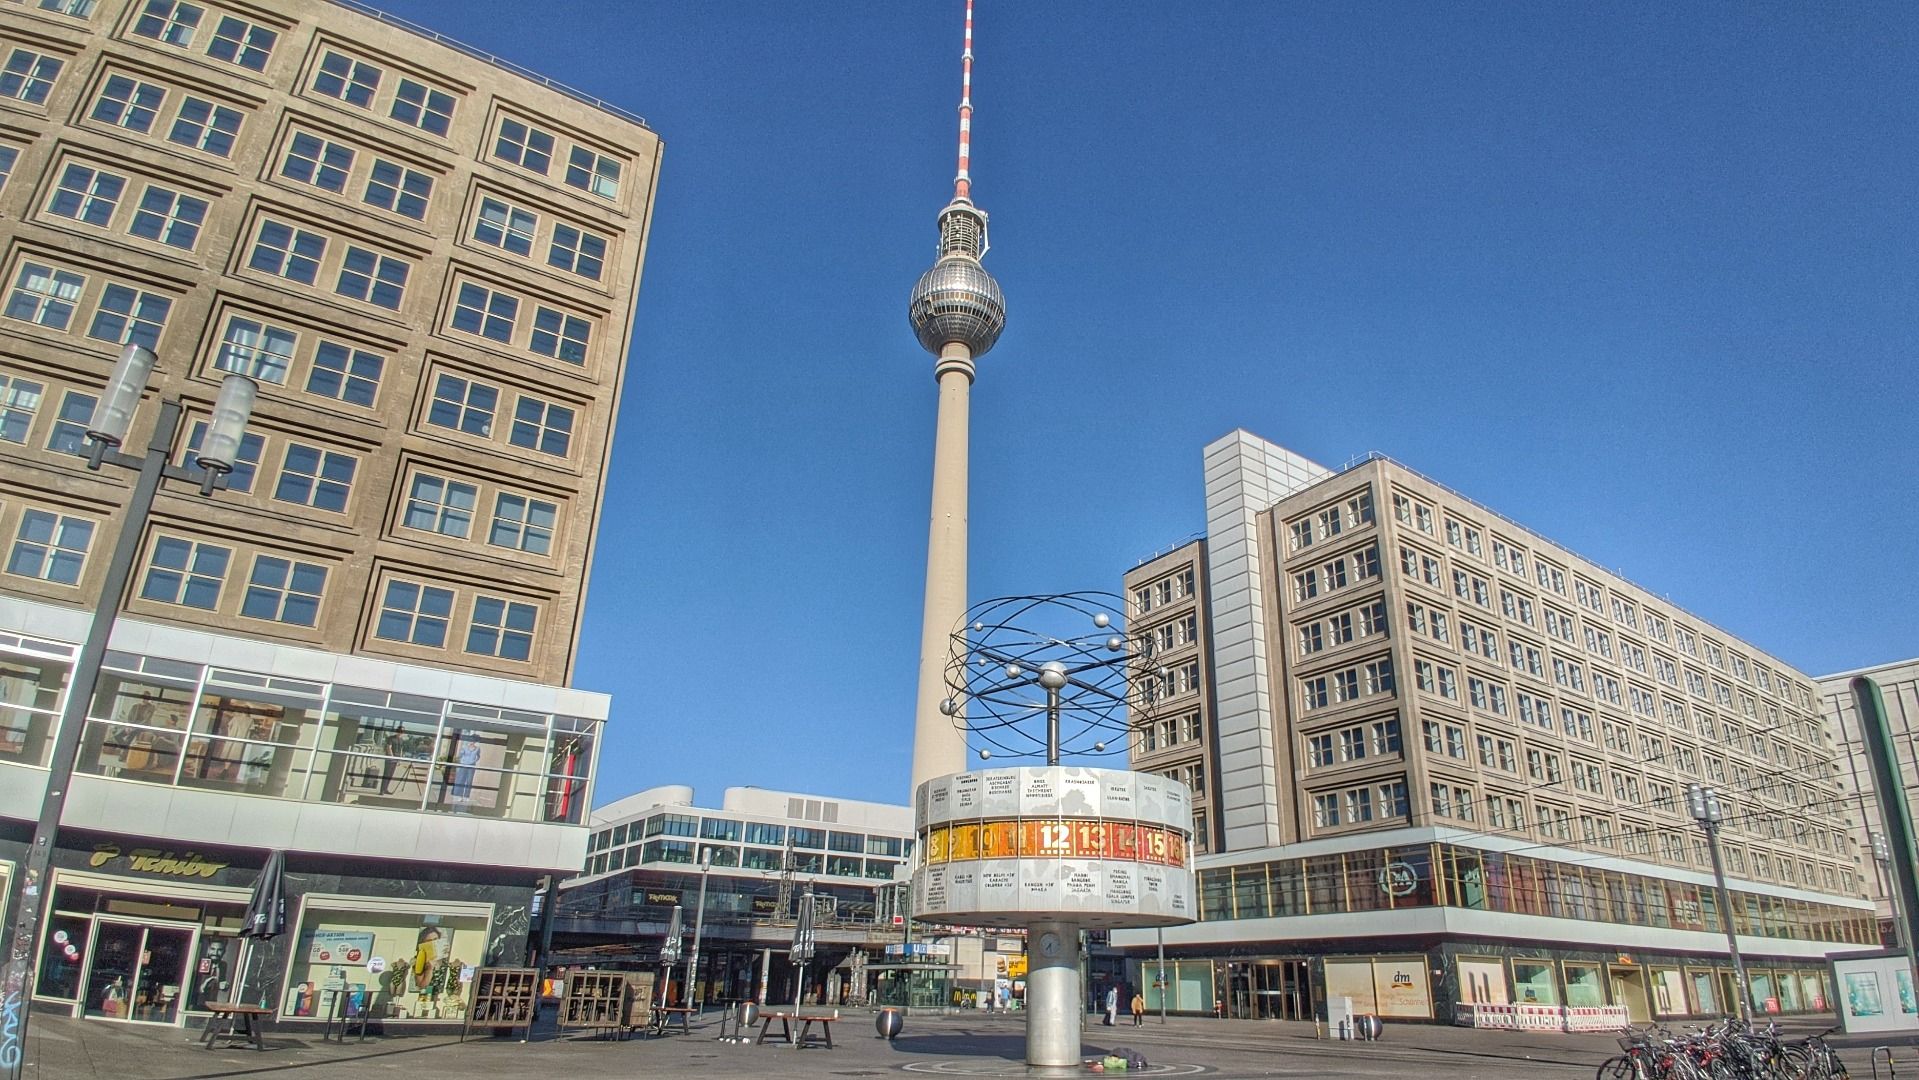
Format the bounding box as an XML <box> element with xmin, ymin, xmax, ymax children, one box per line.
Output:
<box><xmin>234</xmin><ymin>851</ymin><xmax>287</xmax><ymax>1005</ymax></box>
<box><xmin>791</xmin><ymin>890</ymin><xmax>816</xmax><ymax>1023</ymax></box>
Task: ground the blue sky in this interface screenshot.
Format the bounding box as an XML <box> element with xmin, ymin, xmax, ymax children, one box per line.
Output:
<box><xmin>377</xmin><ymin>2</ymin><xmax>1917</xmax><ymax>810</ymax></box>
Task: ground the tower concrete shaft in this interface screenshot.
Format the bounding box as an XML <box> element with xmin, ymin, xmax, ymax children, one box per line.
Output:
<box><xmin>910</xmin><ymin>342</ymin><xmax>975</xmax><ymax>790</ymax></box>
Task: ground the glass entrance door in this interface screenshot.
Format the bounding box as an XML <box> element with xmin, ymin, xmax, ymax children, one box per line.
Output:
<box><xmin>81</xmin><ymin>919</ymin><xmax>197</xmax><ymax>1024</ymax></box>
<box><xmin>1253</xmin><ymin>960</ymin><xmax>1312</xmax><ymax>1019</ymax></box>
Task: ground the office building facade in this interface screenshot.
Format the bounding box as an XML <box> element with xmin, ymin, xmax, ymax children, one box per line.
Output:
<box><xmin>1819</xmin><ymin>657</ymin><xmax>1919</xmax><ymax>946</ymax></box>
<box><xmin>1114</xmin><ymin>431</ymin><xmax>1874</xmax><ymax>1023</ymax></box>
<box><xmin>0</xmin><ymin>0</ymin><xmax>658</xmax><ymax>1029</ymax></box>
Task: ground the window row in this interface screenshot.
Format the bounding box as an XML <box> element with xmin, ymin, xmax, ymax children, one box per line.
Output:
<box><xmin>130</xmin><ymin>1</ymin><xmax>279</xmax><ymax>74</ymax></box>
<box><xmin>472</xmin><ymin>194</ymin><xmax>612</xmax><ymax>282</ymax></box>
<box><xmin>89</xmin><ymin>71</ymin><xmax>244</xmax><ymax>158</ymax></box>
<box><xmin>1284</xmin><ymin>487</ymin><xmax>1373</xmax><ymax>553</ymax></box>
<box><xmin>1135</xmin><ymin>709</ymin><xmax>1202</xmax><ymax>754</ymax></box>
<box><xmin>308</xmin><ymin>46</ymin><xmax>457</xmax><ymax>136</ymax></box>
<box><xmin>40</xmin><ymin>161</ymin><xmax>210</xmax><ymax>251</ymax></box>
<box><xmin>1290</xmin><ymin>542</ymin><xmax>1379</xmax><ymax>603</ymax></box>
<box><xmin>1310</xmin><ymin>779</ymin><xmax>1410</xmax><ymax>829</ymax></box>
<box><xmin>1303</xmin><ymin>717</ymin><xmax>1400</xmax><ymax>768</ymax></box>
<box><xmin>1140</xmin><ymin>612</ymin><xmax>1197</xmax><ymax>659</ymax></box>
<box><xmin>1295</xmin><ymin>598</ymin><xmax>1387</xmax><ymax>658</ymax></box>
<box><xmin>1299</xmin><ymin>657</ymin><xmax>1395</xmax><ymax>711</ymax></box>
<box><xmin>492</xmin><ymin>113</ymin><xmax>626</xmax><ymax>203</ymax></box>
<box><xmin>275</xmin><ymin>127</ymin><xmax>437</xmax><ymax>222</ymax></box>
<box><xmin>1132</xmin><ymin>565</ymin><xmax>1195</xmax><ymax>615</ymax></box>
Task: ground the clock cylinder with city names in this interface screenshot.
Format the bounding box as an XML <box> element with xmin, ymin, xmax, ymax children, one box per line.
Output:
<box><xmin>911</xmin><ymin>766</ymin><xmax>1198</xmax><ymax>930</ymax></box>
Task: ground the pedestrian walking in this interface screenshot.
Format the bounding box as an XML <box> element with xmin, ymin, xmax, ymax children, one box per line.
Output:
<box><xmin>1103</xmin><ymin>985</ymin><xmax>1118</xmax><ymax>1026</ymax></box>
<box><xmin>1131</xmin><ymin>991</ymin><xmax>1145</xmax><ymax>1026</ymax></box>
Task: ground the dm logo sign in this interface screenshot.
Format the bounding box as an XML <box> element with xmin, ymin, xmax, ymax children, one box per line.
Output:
<box><xmin>1376</xmin><ymin>861</ymin><xmax>1419</xmax><ymax>898</ymax></box>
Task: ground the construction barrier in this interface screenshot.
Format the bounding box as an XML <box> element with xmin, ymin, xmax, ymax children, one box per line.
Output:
<box><xmin>1454</xmin><ymin>1003</ymin><xmax>1630</xmax><ymax>1033</ymax></box>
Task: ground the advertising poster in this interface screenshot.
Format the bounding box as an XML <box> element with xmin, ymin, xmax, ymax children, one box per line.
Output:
<box><xmin>1371</xmin><ymin>959</ymin><xmax>1434</xmax><ymax>1018</ymax></box>
<box><xmin>308</xmin><ymin>930</ymin><xmax>376</xmax><ymax>965</ymax></box>
<box><xmin>1847</xmin><ymin>972</ymin><xmax>1883</xmax><ymax>1017</ymax></box>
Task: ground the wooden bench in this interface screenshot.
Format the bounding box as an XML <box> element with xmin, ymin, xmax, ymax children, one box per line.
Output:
<box><xmin>648</xmin><ymin>1005</ymin><xmax>698</xmax><ymax>1035</ymax></box>
<box><xmin>755</xmin><ymin>1010</ymin><xmax>838</xmax><ymax>1048</ymax></box>
<box><xmin>201</xmin><ymin>1002</ymin><xmax>273</xmax><ymax>1051</ymax></box>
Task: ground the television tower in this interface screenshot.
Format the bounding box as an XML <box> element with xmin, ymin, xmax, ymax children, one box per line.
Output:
<box><xmin>907</xmin><ymin>0</ymin><xmax>1005</xmax><ymax>792</ymax></box>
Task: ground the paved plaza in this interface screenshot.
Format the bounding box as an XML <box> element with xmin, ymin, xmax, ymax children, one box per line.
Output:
<box><xmin>15</xmin><ymin>1009</ymin><xmax>1908</xmax><ymax>1080</ymax></box>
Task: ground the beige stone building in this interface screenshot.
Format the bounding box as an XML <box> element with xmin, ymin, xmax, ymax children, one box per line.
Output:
<box><xmin>1818</xmin><ymin>656</ymin><xmax>1919</xmax><ymax>944</ymax></box>
<box><xmin>0</xmin><ymin>0</ymin><xmax>658</xmax><ymax>1032</ymax></box>
<box><xmin>1116</xmin><ymin>431</ymin><xmax>1873</xmax><ymax>1024</ymax></box>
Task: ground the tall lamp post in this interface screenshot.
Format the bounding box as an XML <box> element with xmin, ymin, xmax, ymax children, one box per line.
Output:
<box><xmin>1873</xmin><ymin>832</ymin><xmax>1905</xmax><ymax>953</ymax></box>
<box><xmin>687</xmin><ymin>848</ymin><xmax>713</xmax><ymax>1010</ymax></box>
<box><xmin>0</xmin><ymin>345</ymin><xmax>256</xmax><ymax>1080</ymax></box>
<box><xmin>1687</xmin><ymin>782</ymin><xmax>1750</xmax><ymax>1020</ymax></box>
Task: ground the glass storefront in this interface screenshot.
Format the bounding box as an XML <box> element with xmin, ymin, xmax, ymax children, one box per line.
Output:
<box><xmin>68</xmin><ymin>652</ymin><xmax>598</xmax><ymax>824</ymax></box>
<box><xmin>33</xmin><ymin>877</ymin><xmax>247</xmax><ymax>1025</ymax></box>
<box><xmin>282</xmin><ymin>896</ymin><xmax>492</xmax><ymax>1021</ymax></box>
<box><xmin>1194</xmin><ymin>842</ymin><xmax>1877</xmax><ymax>947</ymax></box>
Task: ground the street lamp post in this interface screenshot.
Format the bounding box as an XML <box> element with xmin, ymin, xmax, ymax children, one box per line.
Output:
<box><xmin>1687</xmin><ymin>782</ymin><xmax>1750</xmax><ymax>1021</ymax></box>
<box><xmin>0</xmin><ymin>345</ymin><xmax>255</xmax><ymax>1080</ymax></box>
<box><xmin>1873</xmin><ymin>832</ymin><xmax>1905</xmax><ymax>953</ymax></box>
<box><xmin>687</xmin><ymin>848</ymin><xmax>713</xmax><ymax>1011</ymax></box>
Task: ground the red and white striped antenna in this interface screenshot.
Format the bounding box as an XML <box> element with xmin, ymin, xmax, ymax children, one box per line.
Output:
<box><xmin>954</xmin><ymin>0</ymin><xmax>976</xmax><ymax>201</ymax></box>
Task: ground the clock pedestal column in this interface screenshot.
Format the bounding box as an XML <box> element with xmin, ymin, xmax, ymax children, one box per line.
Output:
<box><xmin>1025</xmin><ymin>919</ymin><xmax>1083</xmax><ymax>1072</ymax></box>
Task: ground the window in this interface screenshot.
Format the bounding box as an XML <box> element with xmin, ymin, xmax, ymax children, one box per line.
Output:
<box><xmin>206</xmin><ymin>15</ymin><xmax>275</xmax><ymax>71</ymax></box>
<box><xmin>0</xmin><ymin>145</ymin><xmax>16</xmax><ymax>192</ymax></box>
<box><xmin>466</xmin><ymin>596</ymin><xmax>535</xmax><ymax>661</ymax></box>
<box><xmin>426</xmin><ymin>374</ymin><xmax>496</xmax><ymax>436</ymax></box>
<box><xmin>140</xmin><ymin>536</ymin><xmax>228</xmax><ymax>609</ymax></box>
<box><xmin>489</xmin><ymin>494</ymin><xmax>555</xmax><ymax>555</ymax></box>
<box><xmin>565</xmin><ymin>146</ymin><xmax>620</xmax><ymax>199</ymax></box>
<box><xmin>87</xmin><ymin>283</ymin><xmax>171</xmax><ymax>350</ymax></box>
<box><xmin>239</xmin><ymin>554</ymin><xmax>324</xmax><ymax>625</ymax></box>
<box><xmin>1312</xmin><ymin>792</ymin><xmax>1339</xmax><ymax>828</ymax></box>
<box><xmin>547</xmin><ymin>224</ymin><xmax>606</xmax><ymax>280</ymax></box>
<box><xmin>363</xmin><ymin>159</ymin><xmax>430</xmax><ymax>220</ymax></box>
<box><xmin>0</xmin><ymin>374</ymin><xmax>42</xmax><ymax>443</ymax></box>
<box><xmin>510</xmin><ymin>396</ymin><xmax>573</xmax><ymax>456</ymax></box>
<box><xmin>46</xmin><ymin>389</ymin><xmax>95</xmax><ymax>454</ymax></box>
<box><xmin>312</xmin><ymin>50</ymin><xmax>380</xmax><ymax>107</ymax></box>
<box><xmin>213</xmin><ymin>317</ymin><xmax>295</xmax><ymax>384</ymax></box>
<box><xmin>403</xmin><ymin>474</ymin><xmax>476</xmax><ymax>537</ymax></box>
<box><xmin>128</xmin><ymin>185</ymin><xmax>207</xmax><ymax>248</ymax></box>
<box><xmin>133</xmin><ymin>0</ymin><xmax>202</xmax><ymax>46</ymax></box>
<box><xmin>390</xmin><ymin>78</ymin><xmax>454</xmax><ymax>135</ymax></box>
<box><xmin>305</xmin><ymin>342</ymin><xmax>382</xmax><ymax>407</ymax></box>
<box><xmin>48</xmin><ymin>164</ymin><xmax>126</xmax><ymax>226</ymax></box>
<box><xmin>282</xmin><ymin>132</ymin><xmax>354</xmax><ymax>191</ymax></box>
<box><xmin>530</xmin><ymin>307</ymin><xmax>591</xmax><ymax>364</ymax></box>
<box><xmin>334</xmin><ymin>246</ymin><xmax>408</xmax><ymax>309</ymax></box>
<box><xmin>272</xmin><ymin>443</ymin><xmax>354</xmax><ymax>512</ymax></box>
<box><xmin>247</xmin><ymin>220</ymin><xmax>326</xmax><ymax>284</ymax></box>
<box><xmin>1</xmin><ymin>48</ymin><xmax>63</xmax><ymax>105</ymax></box>
<box><xmin>451</xmin><ymin>282</ymin><xmax>517</xmax><ymax>341</ymax></box>
<box><xmin>473</xmin><ymin>198</ymin><xmax>536</xmax><ymax>255</ymax></box>
<box><xmin>5</xmin><ymin>263</ymin><xmax>85</xmax><ymax>330</ymax></box>
<box><xmin>376</xmin><ymin>580</ymin><xmax>453</xmax><ymax>646</ymax></box>
<box><xmin>494</xmin><ymin>118</ymin><xmax>553</xmax><ymax>173</ymax></box>
<box><xmin>1288</xmin><ymin>519</ymin><xmax>1313</xmax><ymax>552</ymax></box>
<box><xmin>7</xmin><ymin>509</ymin><xmax>92</xmax><ymax>584</ymax></box>
<box><xmin>167</xmin><ymin>96</ymin><xmax>241</xmax><ymax>155</ymax></box>
<box><xmin>185</xmin><ymin>422</ymin><xmax>262</xmax><ymax>492</ymax></box>
<box><xmin>93</xmin><ymin>75</ymin><xmax>166</xmax><ymax>132</ymax></box>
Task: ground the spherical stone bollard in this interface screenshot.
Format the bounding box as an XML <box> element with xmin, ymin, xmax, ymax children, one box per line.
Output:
<box><xmin>738</xmin><ymin>1000</ymin><xmax>759</xmax><ymax>1035</ymax></box>
<box><xmin>875</xmin><ymin>1006</ymin><xmax>904</xmax><ymax>1040</ymax></box>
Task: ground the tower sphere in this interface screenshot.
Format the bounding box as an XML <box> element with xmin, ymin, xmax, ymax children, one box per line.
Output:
<box><xmin>909</xmin><ymin>256</ymin><xmax>1005</xmax><ymax>357</ymax></box>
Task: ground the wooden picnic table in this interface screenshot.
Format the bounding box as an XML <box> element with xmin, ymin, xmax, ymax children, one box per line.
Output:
<box><xmin>201</xmin><ymin>1002</ymin><xmax>273</xmax><ymax>1051</ymax></box>
<box><xmin>754</xmin><ymin>1010</ymin><xmax>837</xmax><ymax>1048</ymax></box>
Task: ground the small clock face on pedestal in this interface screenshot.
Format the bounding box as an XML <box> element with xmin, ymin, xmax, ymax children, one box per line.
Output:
<box><xmin>1038</xmin><ymin>932</ymin><xmax>1062</xmax><ymax>959</ymax></box>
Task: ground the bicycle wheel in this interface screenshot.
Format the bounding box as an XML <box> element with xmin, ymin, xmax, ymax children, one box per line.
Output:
<box><xmin>1598</xmin><ymin>1055</ymin><xmax>1644</xmax><ymax>1080</ymax></box>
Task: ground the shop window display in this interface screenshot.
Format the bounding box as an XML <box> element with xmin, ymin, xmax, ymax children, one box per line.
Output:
<box><xmin>1512</xmin><ymin>960</ymin><xmax>1559</xmax><ymax>1005</ymax></box>
<box><xmin>82</xmin><ymin>672</ymin><xmax>198</xmax><ymax>781</ymax></box>
<box><xmin>1563</xmin><ymin>962</ymin><xmax>1605</xmax><ymax>1007</ymax></box>
<box><xmin>0</xmin><ymin>646</ymin><xmax>70</xmax><ymax>765</ymax></box>
<box><xmin>285</xmin><ymin>902</ymin><xmax>488</xmax><ymax>1020</ymax></box>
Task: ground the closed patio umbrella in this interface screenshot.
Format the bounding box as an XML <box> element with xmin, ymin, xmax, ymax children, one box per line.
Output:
<box><xmin>658</xmin><ymin>904</ymin><xmax>683</xmax><ymax>1009</ymax></box>
<box><xmin>791</xmin><ymin>889</ymin><xmax>816</xmax><ymax>1024</ymax></box>
<box><xmin>234</xmin><ymin>850</ymin><xmax>288</xmax><ymax>1005</ymax></box>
